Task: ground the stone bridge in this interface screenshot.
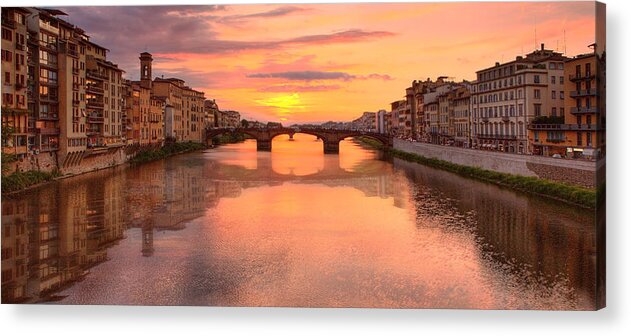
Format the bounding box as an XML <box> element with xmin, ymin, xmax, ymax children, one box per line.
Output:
<box><xmin>205</xmin><ymin>127</ymin><xmax>392</xmax><ymax>154</ymax></box>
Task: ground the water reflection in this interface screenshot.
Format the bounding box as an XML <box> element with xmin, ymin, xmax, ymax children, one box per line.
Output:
<box><xmin>0</xmin><ymin>135</ymin><xmax>595</xmax><ymax>309</ymax></box>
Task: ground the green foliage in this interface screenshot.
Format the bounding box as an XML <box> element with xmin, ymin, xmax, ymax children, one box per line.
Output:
<box><xmin>2</xmin><ymin>170</ymin><xmax>61</xmax><ymax>194</ymax></box>
<box><xmin>212</xmin><ymin>133</ymin><xmax>247</xmax><ymax>145</ymax></box>
<box><xmin>129</xmin><ymin>142</ymin><xmax>206</xmax><ymax>165</ymax></box>
<box><xmin>386</xmin><ymin>148</ymin><xmax>596</xmax><ymax>209</ymax></box>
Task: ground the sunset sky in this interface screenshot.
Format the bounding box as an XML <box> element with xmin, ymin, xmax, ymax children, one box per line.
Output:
<box><xmin>59</xmin><ymin>2</ymin><xmax>597</xmax><ymax>124</ymax></box>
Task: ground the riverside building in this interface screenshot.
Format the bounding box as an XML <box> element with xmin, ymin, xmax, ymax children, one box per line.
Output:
<box><xmin>471</xmin><ymin>44</ymin><xmax>568</xmax><ymax>154</ymax></box>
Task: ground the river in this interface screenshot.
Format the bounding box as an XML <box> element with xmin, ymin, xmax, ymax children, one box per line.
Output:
<box><xmin>0</xmin><ymin>134</ymin><xmax>596</xmax><ymax>309</ymax></box>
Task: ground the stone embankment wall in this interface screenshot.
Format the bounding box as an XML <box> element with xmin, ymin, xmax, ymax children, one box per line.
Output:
<box><xmin>393</xmin><ymin>139</ymin><xmax>603</xmax><ymax>188</ymax></box>
<box><xmin>6</xmin><ymin>144</ymin><xmax>154</xmax><ymax>177</ymax></box>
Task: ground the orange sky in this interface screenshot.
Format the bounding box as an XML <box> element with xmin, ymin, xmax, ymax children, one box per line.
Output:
<box><xmin>64</xmin><ymin>2</ymin><xmax>597</xmax><ymax>124</ymax></box>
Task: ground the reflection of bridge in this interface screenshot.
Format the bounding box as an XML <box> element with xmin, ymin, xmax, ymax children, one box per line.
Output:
<box><xmin>206</xmin><ymin>127</ymin><xmax>392</xmax><ymax>153</ymax></box>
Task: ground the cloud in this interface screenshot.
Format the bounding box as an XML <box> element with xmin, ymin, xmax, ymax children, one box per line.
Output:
<box><xmin>247</xmin><ymin>71</ymin><xmax>392</xmax><ymax>81</ymax></box>
<box><xmin>219</xmin><ymin>6</ymin><xmax>309</xmax><ymax>22</ymax></box>
<box><xmin>286</xmin><ymin>29</ymin><xmax>395</xmax><ymax>44</ymax></box>
<box><xmin>258</xmin><ymin>84</ymin><xmax>342</xmax><ymax>92</ymax></box>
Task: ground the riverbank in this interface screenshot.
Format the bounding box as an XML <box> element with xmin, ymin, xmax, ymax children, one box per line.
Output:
<box><xmin>129</xmin><ymin>141</ymin><xmax>206</xmax><ymax>165</ymax></box>
<box><xmin>211</xmin><ymin>133</ymin><xmax>249</xmax><ymax>145</ymax></box>
<box><xmin>1</xmin><ymin>170</ymin><xmax>62</xmax><ymax>194</ymax></box>
<box><xmin>356</xmin><ymin>136</ymin><xmax>596</xmax><ymax>209</ymax></box>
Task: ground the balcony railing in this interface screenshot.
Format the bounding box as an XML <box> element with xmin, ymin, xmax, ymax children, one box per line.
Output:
<box><xmin>569</xmin><ymin>73</ymin><xmax>595</xmax><ymax>82</ymax></box>
<box><xmin>86</xmin><ymin>70</ymin><xmax>108</xmax><ymax>80</ymax></box>
<box><xmin>39</xmin><ymin>113</ymin><xmax>59</xmax><ymax>120</ymax></box>
<box><xmin>477</xmin><ymin>134</ymin><xmax>517</xmax><ymax>140</ymax></box>
<box><xmin>570</xmin><ymin>107</ymin><xmax>599</xmax><ymax>114</ymax></box>
<box><xmin>86</xmin><ymin>99</ymin><xmax>104</xmax><ymax>108</ymax></box>
<box><xmin>86</xmin><ymin>84</ymin><xmax>104</xmax><ymax>94</ymax></box>
<box><xmin>15</xmin><ymin>42</ymin><xmax>25</xmax><ymax>51</ymax></box>
<box><xmin>39</xmin><ymin>95</ymin><xmax>59</xmax><ymax>102</ymax></box>
<box><xmin>87</xmin><ymin>114</ymin><xmax>105</xmax><ymax>123</ymax></box>
<box><xmin>570</xmin><ymin>89</ymin><xmax>598</xmax><ymax>97</ymax></box>
<box><xmin>2</xmin><ymin>16</ymin><xmax>17</xmax><ymax>28</ymax></box>
<box><xmin>39</xmin><ymin>142</ymin><xmax>60</xmax><ymax>152</ymax></box>
<box><xmin>529</xmin><ymin>123</ymin><xmax>601</xmax><ymax>131</ymax></box>
<box><xmin>38</xmin><ymin>127</ymin><xmax>60</xmax><ymax>135</ymax></box>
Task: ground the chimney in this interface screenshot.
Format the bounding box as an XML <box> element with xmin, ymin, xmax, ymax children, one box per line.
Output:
<box><xmin>495</xmin><ymin>62</ymin><xmax>500</xmax><ymax>67</ymax></box>
<box><xmin>541</xmin><ymin>43</ymin><xmax>545</xmax><ymax>50</ymax></box>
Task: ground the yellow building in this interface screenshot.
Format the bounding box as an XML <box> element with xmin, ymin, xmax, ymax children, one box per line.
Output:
<box><xmin>529</xmin><ymin>51</ymin><xmax>605</xmax><ymax>159</ymax></box>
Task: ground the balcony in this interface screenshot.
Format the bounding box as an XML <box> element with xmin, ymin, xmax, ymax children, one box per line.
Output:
<box><xmin>2</xmin><ymin>17</ymin><xmax>17</xmax><ymax>29</ymax></box>
<box><xmin>86</xmin><ymin>70</ymin><xmax>108</xmax><ymax>80</ymax></box>
<box><xmin>40</xmin><ymin>142</ymin><xmax>60</xmax><ymax>152</ymax></box>
<box><xmin>37</xmin><ymin>127</ymin><xmax>60</xmax><ymax>135</ymax></box>
<box><xmin>570</xmin><ymin>89</ymin><xmax>598</xmax><ymax>98</ymax></box>
<box><xmin>86</xmin><ymin>99</ymin><xmax>104</xmax><ymax>108</ymax></box>
<box><xmin>39</xmin><ymin>113</ymin><xmax>59</xmax><ymax>120</ymax></box>
<box><xmin>39</xmin><ymin>95</ymin><xmax>59</xmax><ymax>103</ymax></box>
<box><xmin>39</xmin><ymin>59</ymin><xmax>58</xmax><ymax>68</ymax></box>
<box><xmin>570</xmin><ymin>107</ymin><xmax>599</xmax><ymax>115</ymax></box>
<box><xmin>502</xmin><ymin>116</ymin><xmax>510</xmax><ymax>122</ymax></box>
<box><xmin>86</xmin><ymin>84</ymin><xmax>104</xmax><ymax>94</ymax></box>
<box><xmin>87</xmin><ymin>114</ymin><xmax>105</xmax><ymax>123</ymax></box>
<box><xmin>569</xmin><ymin>73</ymin><xmax>595</xmax><ymax>82</ymax></box>
<box><xmin>528</xmin><ymin>123</ymin><xmax>601</xmax><ymax>131</ymax></box>
<box><xmin>477</xmin><ymin>134</ymin><xmax>517</xmax><ymax>140</ymax></box>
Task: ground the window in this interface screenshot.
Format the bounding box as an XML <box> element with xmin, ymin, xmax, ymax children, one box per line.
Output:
<box><xmin>552</xmin><ymin>91</ymin><xmax>556</xmax><ymax>99</ymax></box>
<box><xmin>534</xmin><ymin>89</ymin><xmax>541</xmax><ymax>99</ymax></box>
<box><xmin>577</xmin><ymin>132</ymin><xmax>583</xmax><ymax>146</ymax></box>
<box><xmin>534</xmin><ymin>75</ymin><xmax>540</xmax><ymax>84</ymax></box>
<box><xmin>551</xmin><ymin>76</ymin><xmax>556</xmax><ymax>84</ymax></box>
<box><xmin>560</xmin><ymin>76</ymin><xmax>564</xmax><ymax>84</ymax></box>
<box><xmin>550</xmin><ymin>63</ymin><xmax>556</xmax><ymax>70</ymax></box>
<box><xmin>560</xmin><ymin>92</ymin><xmax>564</xmax><ymax>100</ymax></box>
<box><xmin>534</xmin><ymin>104</ymin><xmax>542</xmax><ymax>117</ymax></box>
<box><xmin>1</xmin><ymin>28</ymin><xmax>12</xmax><ymax>41</ymax></box>
<box><xmin>552</xmin><ymin>107</ymin><xmax>557</xmax><ymax>116</ymax></box>
<box><xmin>587</xmin><ymin>132</ymin><xmax>592</xmax><ymax>147</ymax></box>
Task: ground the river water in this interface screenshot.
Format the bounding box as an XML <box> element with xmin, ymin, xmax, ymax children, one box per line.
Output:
<box><xmin>1</xmin><ymin>134</ymin><xmax>596</xmax><ymax>309</ymax></box>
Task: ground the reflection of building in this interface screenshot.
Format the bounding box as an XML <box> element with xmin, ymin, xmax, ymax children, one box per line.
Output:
<box><xmin>1</xmin><ymin>199</ymin><xmax>29</xmax><ymax>302</ymax></box>
<box><xmin>0</xmin><ymin>169</ymin><xmax>126</xmax><ymax>303</ymax></box>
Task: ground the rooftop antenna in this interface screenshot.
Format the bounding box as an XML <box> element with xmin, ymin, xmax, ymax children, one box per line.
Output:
<box><xmin>534</xmin><ymin>28</ymin><xmax>537</xmax><ymax>50</ymax></box>
<box><xmin>563</xmin><ymin>30</ymin><xmax>567</xmax><ymax>55</ymax></box>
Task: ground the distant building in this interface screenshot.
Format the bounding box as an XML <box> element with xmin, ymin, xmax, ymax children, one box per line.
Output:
<box><xmin>375</xmin><ymin>109</ymin><xmax>387</xmax><ymax>134</ymax></box>
<box><xmin>204</xmin><ymin>99</ymin><xmax>219</xmax><ymax>128</ymax></box>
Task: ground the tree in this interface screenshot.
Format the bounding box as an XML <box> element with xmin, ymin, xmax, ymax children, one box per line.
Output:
<box><xmin>241</xmin><ymin>119</ymin><xmax>249</xmax><ymax>128</ymax></box>
<box><xmin>1</xmin><ymin>122</ymin><xmax>17</xmax><ymax>175</ymax></box>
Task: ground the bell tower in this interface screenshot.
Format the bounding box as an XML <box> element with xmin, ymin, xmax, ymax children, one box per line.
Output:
<box><xmin>139</xmin><ymin>52</ymin><xmax>153</xmax><ymax>89</ymax></box>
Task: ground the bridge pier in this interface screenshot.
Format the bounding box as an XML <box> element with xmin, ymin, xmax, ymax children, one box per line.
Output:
<box><xmin>323</xmin><ymin>141</ymin><xmax>340</xmax><ymax>154</ymax></box>
<box><xmin>257</xmin><ymin>139</ymin><xmax>272</xmax><ymax>151</ymax></box>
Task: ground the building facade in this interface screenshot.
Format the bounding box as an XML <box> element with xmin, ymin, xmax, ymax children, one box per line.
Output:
<box><xmin>472</xmin><ymin>44</ymin><xmax>568</xmax><ymax>154</ymax></box>
<box><xmin>529</xmin><ymin>51</ymin><xmax>605</xmax><ymax>159</ymax></box>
